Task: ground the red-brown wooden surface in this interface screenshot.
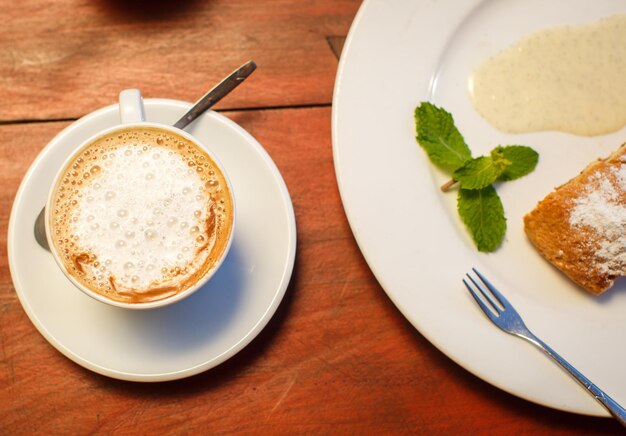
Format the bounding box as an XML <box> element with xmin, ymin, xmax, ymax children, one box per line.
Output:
<box><xmin>0</xmin><ymin>1</ymin><xmax>622</xmax><ymax>433</ymax></box>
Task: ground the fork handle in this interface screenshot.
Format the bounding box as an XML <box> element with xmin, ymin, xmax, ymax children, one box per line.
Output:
<box><xmin>525</xmin><ymin>334</ymin><xmax>626</xmax><ymax>426</ymax></box>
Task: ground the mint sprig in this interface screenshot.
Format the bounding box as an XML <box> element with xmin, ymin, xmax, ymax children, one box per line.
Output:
<box><xmin>453</xmin><ymin>154</ymin><xmax>510</xmax><ymax>190</ymax></box>
<box><xmin>457</xmin><ymin>186</ymin><xmax>506</xmax><ymax>252</ymax></box>
<box><xmin>414</xmin><ymin>102</ymin><xmax>539</xmax><ymax>252</ymax></box>
<box><xmin>414</xmin><ymin>103</ymin><xmax>471</xmax><ymax>170</ymax></box>
<box><xmin>493</xmin><ymin>145</ymin><xmax>539</xmax><ymax>181</ymax></box>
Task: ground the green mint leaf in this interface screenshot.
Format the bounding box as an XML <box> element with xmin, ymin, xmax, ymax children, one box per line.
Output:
<box><xmin>414</xmin><ymin>102</ymin><xmax>472</xmax><ymax>171</ymax></box>
<box><xmin>493</xmin><ymin>145</ymin><xmax>539</xmax><ymax>181</ymax></box>
<box><xmin>457</xmin><ymin>186</ymin><xmax>506</xmax><ymax>252</ymax></box>
<box><xmin>453</xmin><ymin>154</ymin><xmax>510</xmax><ymax>190</ymax></box>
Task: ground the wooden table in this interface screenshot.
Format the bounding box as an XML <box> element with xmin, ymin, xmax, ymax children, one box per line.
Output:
<box><xmin>0</xmin><ymin>1</ymin><xmax>622</xmax><ymax>433</ymax></box>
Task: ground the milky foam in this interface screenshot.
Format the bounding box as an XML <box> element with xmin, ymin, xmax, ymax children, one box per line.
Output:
<box><xmin>49</xmin><ymin>127</ymin><xmax>233</xmax><ymax>303</ymax></box>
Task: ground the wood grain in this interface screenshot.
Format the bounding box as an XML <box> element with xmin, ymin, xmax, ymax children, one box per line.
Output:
<box><xmin>0</xmin><ymin>0</ymin><xmax>624</xmax><ymax>433</ymax></box>
<box><xmin>0</xmin><ymin>0</ymin><xmax>359</xmax><ymax>121</ymax></box>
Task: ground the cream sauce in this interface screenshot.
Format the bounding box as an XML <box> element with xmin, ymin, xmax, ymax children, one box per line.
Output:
<box><xmin>468</xmin><ymin>15</ymin><xmax>626</xmax><ymax>137</ymax></box>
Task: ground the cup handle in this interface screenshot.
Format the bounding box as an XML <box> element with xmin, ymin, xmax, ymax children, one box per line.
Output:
<box><xmin>119</xmin><ymin>89</ymin><xmax>146</xmax><ymax>124</ymax></box>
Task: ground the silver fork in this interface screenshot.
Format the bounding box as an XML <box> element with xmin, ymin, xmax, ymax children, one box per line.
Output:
<box><xmin>464</xmin><ymin>268</ymin><xmax>626</xmax><ymax>426</ymax></box>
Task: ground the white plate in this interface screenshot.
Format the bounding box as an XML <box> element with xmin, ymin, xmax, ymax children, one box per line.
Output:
<box><xmin>8</xmin><ymin>99</ymin><xmax>296</xmax><ymax>382</ymax></box>
<box><xmin>333</xmin><ymin>0</ymin><xmax>626</xmax><ymax>416</ymax></box>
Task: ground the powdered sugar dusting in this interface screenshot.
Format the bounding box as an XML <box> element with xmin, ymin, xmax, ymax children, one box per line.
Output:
<box><xmin>569</xmin><ymin>164</ymin><xmax>626</xmax><ymax>275</ymax></box>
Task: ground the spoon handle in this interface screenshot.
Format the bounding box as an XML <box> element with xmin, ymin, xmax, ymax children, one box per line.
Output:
<box><xmin>173</xmin><ymin>60</ymin><xmax>257</xmax><ymax>130</ymax></box>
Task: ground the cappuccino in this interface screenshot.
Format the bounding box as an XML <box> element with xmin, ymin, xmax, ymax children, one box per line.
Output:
<box><xmin>48</xmin><ymin>126</ymin><xmax>234</xmax><ymax>304</ymax></box>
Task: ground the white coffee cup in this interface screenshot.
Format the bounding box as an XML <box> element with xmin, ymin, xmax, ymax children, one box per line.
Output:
<box><xmin>45</xmin><ymin>89</ymin><xmax>235</xmax><ymax>310</ymax></box>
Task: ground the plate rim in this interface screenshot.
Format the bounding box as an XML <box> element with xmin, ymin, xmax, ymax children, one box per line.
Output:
<box><xmin>332</xmin><ymin>0</ymin><xmax>626</xmax><ymax>417</ymax></box>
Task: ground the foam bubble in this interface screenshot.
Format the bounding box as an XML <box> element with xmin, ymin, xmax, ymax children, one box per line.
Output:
<box><xmin>49</xmin><ymin>127</ymin><xmax>233</xmax><ymax>304</ymax></box>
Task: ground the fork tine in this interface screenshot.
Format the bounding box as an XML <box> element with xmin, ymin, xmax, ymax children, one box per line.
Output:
<box><xmin>472</xmin><ymin>268</ymin><xmax>512</xmax><ymax>310</ymax></box>
<box><xmin>466</xmin><ymin>273</ymin><xmax>501</xmax><ymax>314</ymax></box>
<box><xmin>463</xmin><ymin>278</ymin><xmax>500</xmax><ymax>324</ymax></box>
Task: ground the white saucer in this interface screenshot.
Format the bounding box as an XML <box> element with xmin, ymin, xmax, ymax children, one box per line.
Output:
<box><xmin>8</xmin><ymin>99</ymin><xmax>296</xmax><ymax>382</ymax></box>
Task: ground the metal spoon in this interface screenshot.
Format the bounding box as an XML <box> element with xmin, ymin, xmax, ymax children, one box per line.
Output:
<box><xmin>34</xmin><ymin>60</ymin><xmax>257</xmax><ymax>251</ymax></box>
<box><xmin>174</xmin><ymin>60</ymin><xmax>256</xmax><ymax>129</ymax></box>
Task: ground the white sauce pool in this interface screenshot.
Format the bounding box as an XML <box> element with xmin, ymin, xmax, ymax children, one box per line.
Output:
<box><xmin>468</xmin><ymin>15</ymin><xmax>626</xmax><ymax>137</ymax></box>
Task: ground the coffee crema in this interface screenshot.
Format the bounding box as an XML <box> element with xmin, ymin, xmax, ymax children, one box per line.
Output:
<box><xmin>49</xmin><ymin>126</ymin><xmax>234</xmax><ymax>304</ymax></box>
